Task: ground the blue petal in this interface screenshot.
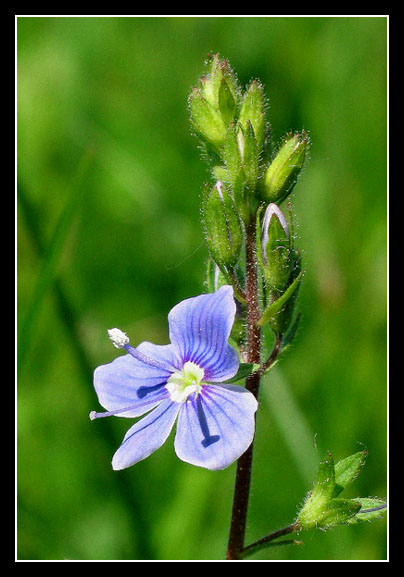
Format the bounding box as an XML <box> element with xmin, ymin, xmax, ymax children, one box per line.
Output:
<box><xmin>174</xmin><ymin>384</ymin><xmax>258</xmax><ymax>470</ymax></box>
<box><xmin>112</xmin><ymin>399</ymin><xmax>180</xmax><ymax>470</ymax></box>
<box><xmin>168</xmin><ymin>285</ymin><xmax>239</xmax><ymax>382</ymax></box>
<box><xmin>93</xmin><ymin>342</ymin><xmax>179</xmax><ymax>418</ymax></box>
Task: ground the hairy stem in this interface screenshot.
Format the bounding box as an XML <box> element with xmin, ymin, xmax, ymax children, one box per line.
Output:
<box><xmin>226</xmin><ymin>216</ymin><xmax>262</xmax><ymax>560</ymax></box>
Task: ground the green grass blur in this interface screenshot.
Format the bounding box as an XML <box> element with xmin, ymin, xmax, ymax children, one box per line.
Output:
<box><xmin>17</xmin><ymin>16</ymin><xmax>387</xmax><ymax>560</ymax></box>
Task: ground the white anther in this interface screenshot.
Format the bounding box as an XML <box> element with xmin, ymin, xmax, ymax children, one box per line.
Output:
<box><xmin>108</xmin><ymin>328</ymin><xmax>130</xmax><ymax>349</ymax></box>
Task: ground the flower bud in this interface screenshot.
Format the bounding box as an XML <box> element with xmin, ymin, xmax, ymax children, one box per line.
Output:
<box><xmin>298</xmin><ymin>451</ymin><xmax>336</xmax><ymax>530</ymax></box>
<box><xmin>239</xmin><ymin>80</ymin><xmax>267</xmax><ymax>154</ymax></box>
<box><xmin>188</xmin><ymin>88</ymin><xmax>227</xmax><ymax>154</ymax></box>
<box><xmin>242</xmin><ymin>120</ymin><xmax>260</xmax><ymax>195</ymax></box>
<box><xmin>202</xmin><ymin>181</ymin><xmax>243</xmax><ymax>270</ymax></box>
<box><xmin>261</xmin><ymin>132</ymin><xmax>309</xmax><ymax>205</ymax></box>
<box><xmin>222</xmin><ymin>123</ymin><xmax>243</xmax><ymax>185</ymax></box>
<box><xmin>261</xmin><ymin>203</ymin><xmax>291</xmax><ymax>293</ymax></box>
<box><xmin>201</xmin><ymin>54</ymin><xmax>239</xmax><ymax>125</ymax></box>
<box><xmin>297</xmin><ymin>451</ymin><xmax>362</xmax><ymax>530</ymax></box>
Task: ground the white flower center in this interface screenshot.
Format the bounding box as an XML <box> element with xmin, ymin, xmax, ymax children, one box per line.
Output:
<box><xmin>166</xmin><ymin>361</ymin><xmax>205</xmax><ymax>403</ymax></box>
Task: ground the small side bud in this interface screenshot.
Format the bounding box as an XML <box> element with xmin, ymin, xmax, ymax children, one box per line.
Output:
<box><xmin>261</xmin><ymin>131</ymin><xmax>309</xmax><ymax>205</ymax></box>
<box><xmin>260</xmin><ymin>203</ymin><xmax>291</xmax><ymax>294</ymax></box>
<box><xmin>108</xmin><ymin>328</ymin><xmax>130</xmax><ymax>349</ymax></box>
<box><xmin>297</xmin><ymin>450</ymin><xmax>382</xmax><ymax>531</ymax></box>
<box><xmin>202</xmin><ymin>181</ymin><xmax>243</xmax><ymax>270</ymax></box>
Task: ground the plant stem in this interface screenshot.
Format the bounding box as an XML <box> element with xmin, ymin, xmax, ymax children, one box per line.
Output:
<box><xmin>240</xmin><ymin>521</ymin><xmax>300</xmax><ymax>558</ymax></box>
<box><xmin>226</xmin><ymin>216</ymin><xmax>262</xmax><ymax>560</ymax></box>
<box><xmin>226</xmin><ymin>216</ymin><xmax>284</xmax><ymax>559</ymax></box>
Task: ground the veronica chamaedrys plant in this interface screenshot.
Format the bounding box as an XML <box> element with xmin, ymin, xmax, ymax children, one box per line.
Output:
<box><xmin>90</xmin><ymin>285</ymin><xmax>258</xmax><ymax>471</ymax></box>
<box><xmin>91</xmin><ymin>53</ymin><xmax>386</xmax><ymax>560</ymax></box>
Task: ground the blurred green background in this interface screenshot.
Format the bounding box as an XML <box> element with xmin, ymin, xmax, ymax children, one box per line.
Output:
<box><xmin>17</xmin><ymin>16</ymin><xmax>387</xmax><ymax>560</ymax></box>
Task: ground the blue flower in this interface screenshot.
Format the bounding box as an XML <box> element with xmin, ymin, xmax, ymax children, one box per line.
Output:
<box><xmin>90</xmin><ymin>285</ymin><xmax>258</xmax><ymax>470</ymax></box>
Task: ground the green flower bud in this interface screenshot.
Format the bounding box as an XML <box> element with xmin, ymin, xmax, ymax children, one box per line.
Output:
<box><xmin>239</xmin><ymin>80</ymin><xmax>267</xmax><ymax>154</ymax></box>
<box><xmin>188</xmin><ymin>87</ymin><xmax>227</xmax><ymax>153</ymax></box>
<box><xmin>201</xmin><ymin>54</ymin><xmax>239</xmax><ymax>124</ymax></box>
<box><xmin>222</xmin><ymin>123</ymin><xmax>249</xmax><ymax>223</ymax></box>
<box><xmin>301</xmin><ymin>498</ymin><xmax>362</xmax><ymax>530</ymax></box>
<box><xmin>218</xmin><ymin>75</ymin><xmax>238</xmax><ymax>126</ymax></box>
<box><xmin>298</xmin><ymin>451</ymin><xmax>365</xmax><ymax>530</ymax></box>
<box><xmin>211</xmin><ymin>165</ymin><xmax>229</xmax><ymax>183</ymax></box>
<box><xmin>261</xmin><ymin>203</ymin><xmax>292</xmax><ymax>293</ymax></box>
<box><xmin>261</xmin><ymin>131</ymin><xmax>309</xmax><ymax>205</ymax></box>
<box><xmin>202</xmin><ymin>181</ymin><xmax>243</xmax><ymax>270</ymax></box>
<box><xmin>242</xmin><ymin>120</ymin><xmax>260</xmax><ymax>195</ymax></box>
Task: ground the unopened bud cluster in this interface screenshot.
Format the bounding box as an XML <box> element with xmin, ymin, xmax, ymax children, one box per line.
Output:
<box><xmin>296</xmin><ymin>450</ymin><xmax>386</xmax><ymax>531</ymax></box>
<box><xmin>189</xmin><ymin>54</ymin><xmax>309</xmax><ymax>224</ymax></box>
<box><xmin>189</xmin><ymin>54</ymin><xmax>309</xmax><ymax>338</ymax></box>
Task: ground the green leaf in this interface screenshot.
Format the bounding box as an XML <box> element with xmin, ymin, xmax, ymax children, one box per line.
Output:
<box><xmin>17</xmin><ymin>148</ymin><xmax>93</xmax><ymax>377</ymax></box>
<box><xmin>260</xmin><ymin>313</ymin><xmax>300</xmax><ymax>375</ymax></box>
<box><xmin>219</xmin><ymin>363</ymin><xmax>260</xmax><ymax>384</ymax></box>
<box><xmin>333</xmin><ymin>451</ymin><xmax>367</xmax><ymax>497</ymax></box>
<box><xmin>257</xmin><ymin>270</ymin><xmax>304</xmax><ymax>328</ymax></box>
<box><xmin>281</xmin><ymin>313</ymin><xmax>301</xmax><ymax>351</ymax></box>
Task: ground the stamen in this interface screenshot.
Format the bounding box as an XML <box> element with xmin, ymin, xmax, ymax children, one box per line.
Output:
<box><xmin>124</xmin><ymin>344</ymin><xmax>175</xmax><ymax>372</ymax></box>
<box><xmin>89</xmin><ymin>397</ymin><xmax>166</xmax><ymax>420</ymax></box>
<box><xmin>107</xmin><ymin>328</ymin><xmax>175</xmax><ymax>372</ymax></box>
